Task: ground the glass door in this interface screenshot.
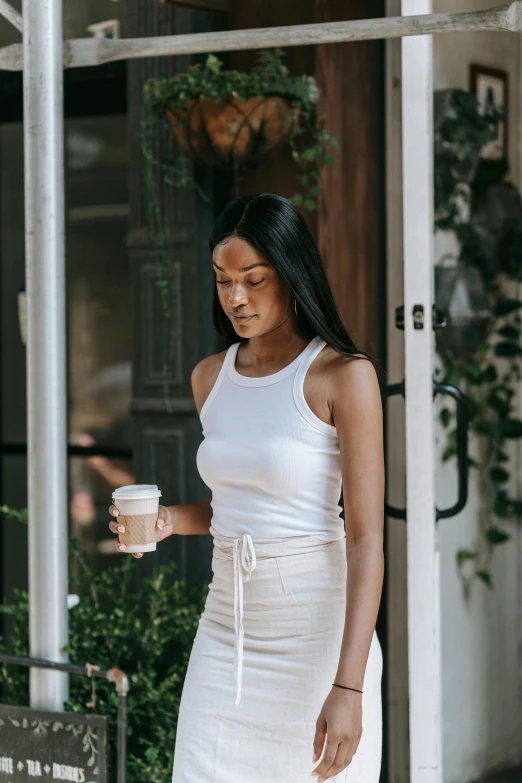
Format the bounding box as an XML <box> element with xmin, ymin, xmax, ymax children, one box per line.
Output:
<box><xmin>0</xmin><ymin>110</ymin><xmax>133</xmax><ymax>611</ymax></box>
<box><xmin>64</xmin><ymin>114</ymin><xmax>134</xmax><ymax>572</ymax></box>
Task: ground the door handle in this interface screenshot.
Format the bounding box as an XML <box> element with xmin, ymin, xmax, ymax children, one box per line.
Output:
<box><xmin>433</xmin><ymin>381</ymin><xmax>469</xmax><ymax>521</ymax></box>
<box><xmin>384</xmin><ymin>379</ymin><xmax>469</xmax><ymax>522</ymax></box>
<box><xmin>384</xmin><ymin>380</ymin><xmax>406</xmax><ymax>520</ymax></box>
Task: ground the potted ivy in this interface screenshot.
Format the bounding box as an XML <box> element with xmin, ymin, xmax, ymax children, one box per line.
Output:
<box><xmin>165</xmin><ymin>93</ymin><xmax>300</xmax><ymax>169</ymax></box>
<box><xmin>142</xmin><ymin>48</ymin><xmax>339</xmax><ymax>210</ymax></box>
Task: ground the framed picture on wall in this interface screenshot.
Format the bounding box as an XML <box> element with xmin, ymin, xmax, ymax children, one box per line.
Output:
<box><xmin>470</xmin><ymin>64</ymin><xmax>508</xmax><ymax>161</ymax></box>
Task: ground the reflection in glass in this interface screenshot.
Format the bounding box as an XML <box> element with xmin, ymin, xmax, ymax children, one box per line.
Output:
<box><xmin>69</xmin><ymin>454</ymin><xmax>135</xmax><ymax>575</ymax></box>
<box><xmin>65</xmin><ymin>115</ymin><xmax>134</xmax><ymax>569</ymax></box>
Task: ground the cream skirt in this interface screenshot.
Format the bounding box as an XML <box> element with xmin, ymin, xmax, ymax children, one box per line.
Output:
<box><xmin>171</xmin><ymin>525</ymin><xmax>383</xmax><ymax>782</ymax></box>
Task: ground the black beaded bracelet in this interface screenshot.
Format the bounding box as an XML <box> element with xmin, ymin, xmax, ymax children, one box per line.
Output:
<box><xmin>332</xmin><ymin>683</ymin><xmax>363</xmax><ymax>693</ymax></box>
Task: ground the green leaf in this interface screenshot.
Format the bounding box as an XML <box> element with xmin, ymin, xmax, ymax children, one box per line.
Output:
<box><xmin>489</xmin><ymin>466</ymin><xmax>509</xmax><ymax>484</ymax></box>
<box><xmin>484</xmin><ymin>527</ymin><xmax>510</xmax><ymax>545</ymax></box>
<box><xmin>301</xmin><ymin>147</ymin><xmax>318</xmax><ymax>162</ymax></box>
<box><xmin>205</xmin><ymin>53</ymin><xmax>224</xmax><ymax>74</ymax></box>
<box><xmin>456</xmin><ymin>548</ymin><xmax>476</xmax><ymax>567</ymax></box>
<box><xmin>473</xmin><ymin>418</ymin><xmax>497</xmax><ymax>437</ymax></box>
<box><xmin>439</xmin><ymin>407</ymin><xmax>452</xmax><ymax>427</ymax></box>
<box><xmin>444</xmin><ymin>366</ymin><xmax>464</xmax><ymax>386</ymax></box>
<box><xmin>486</xmin><ymin>385</ymin><xmax>512</xmax><ymax>417</ymax></box>
<box><xmin>465</xmin><ymin>396</ymin><xmax>480</xmax><ymax>421</ymax></box>
<box><xmin>494</xmin><ymin>490</ymin><xmax>514</xmax><ymax>517</ymax></box>
<box><xmin>442</xmin><ymin>444</ymin><xmax>457</xmax><ymax>462</ymax></box>
<box><xmin>465</xmin><ymin>362</ymin><xmax>484</xmax><ymax>384</ymax></box>
<box><xmin>497</xmin><ymin>324</ymin><xmax>520</xmax><ymax>340</ymax></box>
<box><xmin>0</xmin><ymin>505</ymin><xmax>29</xmax><ymax>524</ymax></box>
<box><xmin>494</xmin><ymin>341</ymin><xmax>522</xmax><ymax>358</ymax></box>
<box><xmin>481</xmin><ymin>365</ymin><xmax>497</xmax><ymax>383</ymax></box>
<box><xmin>493</xmin><ymin>297</ymin><xmax>522</xmax><ymax>317</ymax></box>
<box><xmin>499</xmin><ymin>418</ymin><xmax>522</xmax><ymax>438</ymax></box>
<box><xmin>476</xmin><ymin>570</ymin><xmax>493</xmax><ymax>589</ymax></box>
<box><xmin>309</xmin><ymin>184</ymin><xmax>324</xmax><ymax>198</ymax></box>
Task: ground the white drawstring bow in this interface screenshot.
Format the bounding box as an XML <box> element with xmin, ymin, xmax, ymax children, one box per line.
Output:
<box><xmin>232</xmin><ymin>533</ymin><xmax>257</xmax><ymax>705</ymax></box>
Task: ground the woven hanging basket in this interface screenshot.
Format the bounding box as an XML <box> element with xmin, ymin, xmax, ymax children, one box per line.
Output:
<box><xmin>165</xmin><ymin>95</ymin><xmax>300</xmax><ymax>170</ymax></box>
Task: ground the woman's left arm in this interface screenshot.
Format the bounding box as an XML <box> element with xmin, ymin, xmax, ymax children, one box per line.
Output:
<box><xmin>311</xmin><ymin>355</ymin><xmax>385</xmax><ymax>782</ymax></box>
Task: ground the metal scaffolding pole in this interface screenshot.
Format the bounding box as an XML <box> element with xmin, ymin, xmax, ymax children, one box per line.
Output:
<box><xmin>22</xmin><ymin>0</ymin><xmax>69</xmax><ymax>709</ymax></box>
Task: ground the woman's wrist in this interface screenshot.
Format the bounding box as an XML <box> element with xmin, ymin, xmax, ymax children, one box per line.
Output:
<box><xmin>331</xmin><ymin>682</ymin><xmax>363</xmax><ymax>694</ymax></box>
<box><xmin>163</xmin><ymin>504</ymin><xmax>176</xmax><ymax>534</ymax></box>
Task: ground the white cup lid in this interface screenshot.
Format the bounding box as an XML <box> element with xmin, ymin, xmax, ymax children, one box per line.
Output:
<box><xmin>112</xmin><ymin>484</ymin><xmax>162</xmax><ymax>500</ymax></box>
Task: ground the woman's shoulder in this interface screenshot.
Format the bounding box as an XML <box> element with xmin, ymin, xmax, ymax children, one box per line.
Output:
<box><xmin>312</xmin><ymin>342</ymin><xmax>375</xmax><ymax>381</ymax></box>
<box><xmin>315</xmin><ymin>343</ymin><xmax>380</xmax><ymax>400</ymax></box>
<box><xmin>302</xmin><ymin>342</ymin><xmax>379</xmax><ymax>430</ymax></box>
<box><xmin>191</xmin><ymin>346</ymin><xmax>234</xmax><ymax>416</ymax></box>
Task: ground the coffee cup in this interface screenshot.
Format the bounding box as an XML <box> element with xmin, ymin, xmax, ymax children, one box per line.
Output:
<box><xmin>112</xmin><ymin>484</ymin><xmax>162</xmax><ymax>553</ymax></box>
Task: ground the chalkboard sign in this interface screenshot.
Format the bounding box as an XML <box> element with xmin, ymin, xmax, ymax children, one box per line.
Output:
<box><xmin>0</xmin><ymin>704</ymin><xmax>107</xmax><ymax>783</ymax></box>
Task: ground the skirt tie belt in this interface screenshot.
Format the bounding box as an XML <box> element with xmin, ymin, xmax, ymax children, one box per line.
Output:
<box><xmin>232</xmin><ymin>533</ymin><xmax>257</xmax><ymax>705</ymax></box>
<box><xmin>209</xmin><ymin>523</ymin><xmax>346</xmax><ymax>707</ymax></box>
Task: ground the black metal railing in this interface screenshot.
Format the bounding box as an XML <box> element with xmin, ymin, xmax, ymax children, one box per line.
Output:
<box><xmin>0</xmin><ymin>443</ymin><xmax>132</xmax><ymax>459</ymax></box>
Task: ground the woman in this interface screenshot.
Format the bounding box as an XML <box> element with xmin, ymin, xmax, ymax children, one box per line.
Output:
<box><xmin>109</xmin><ymin>193</ymin><xmax>385</xmax><ymax>782</ymax></box>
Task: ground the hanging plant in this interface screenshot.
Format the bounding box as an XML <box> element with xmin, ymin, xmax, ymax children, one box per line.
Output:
<box><xmin>164</xmin><ymin>95</ymin><xmax>300</xmax><ymax>169</ymax></box>
<box><xmin>433</xmin><ymin>88</ymin><xmax>522</xmax><ymax>590</ymax></box>
<box><xmin>142</xmin><ymin>49</ymin><xmax>339</xmax><ymax>206</ymax></box>
<box><xmin>140</xmin><ymin>48</ymin><xmax>340</xmax><ymax>411</ymax></box>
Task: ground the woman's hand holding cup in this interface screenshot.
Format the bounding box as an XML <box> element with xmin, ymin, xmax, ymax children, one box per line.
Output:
<box><xmin>109</xmin><ymin>503</ymin><xmax>173</xmax><ymax>559</ymax></box>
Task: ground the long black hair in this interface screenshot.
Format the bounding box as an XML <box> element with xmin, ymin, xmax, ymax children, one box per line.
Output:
<box><xmin>209</xmin><ymin>193</ymin><xmax>384</xmax><ymax>384</ymax></box>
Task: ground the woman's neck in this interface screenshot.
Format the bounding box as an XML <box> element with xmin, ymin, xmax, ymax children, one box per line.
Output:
<box><xmin>238</xmin><ymin>324</ymin><xmax>312</xmax><ymax>370</ymax></box>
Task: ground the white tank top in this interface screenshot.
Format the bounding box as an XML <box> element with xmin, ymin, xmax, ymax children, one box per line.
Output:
<box><xmin>196</xmin><ymin>335</ymin><xmax>345</xmax><ymax>541</ymax></box>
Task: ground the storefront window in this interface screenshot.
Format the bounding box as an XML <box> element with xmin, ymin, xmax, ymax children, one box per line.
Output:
<box><xmin>65</xmin><ymin>115</ymin><xmax>133</xmax><ymax>571</ymax></box>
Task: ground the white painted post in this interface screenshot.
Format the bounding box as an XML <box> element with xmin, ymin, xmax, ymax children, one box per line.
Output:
<box><xmin>22</xmin><ymin>0</ymin><xmax>69</xmax><ymax>709</ymax></box>
<box><xmin>401</xmin><ymin>2</ymin><xmax>442</xmax><ymax>783</ymax></box>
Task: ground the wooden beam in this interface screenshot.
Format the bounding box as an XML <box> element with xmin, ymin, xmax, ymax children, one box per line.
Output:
<box><xmin>0</xmin><ymin>2</ymin><xmax>520</xmax><ymax>71</ymax></box>
<box><xmin>159</xmin><ymin>0</ymin><xmax>231</xmax><ymax>13</ymax></box>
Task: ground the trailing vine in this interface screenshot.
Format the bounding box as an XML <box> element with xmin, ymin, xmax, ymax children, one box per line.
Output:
<box><xmin>140</xmin><ymin>116</ymin><xmax>184</xmax><ymax>416</ymax></box>
<box><xmin>140</xmin><ymin>49</ymin><xmax>340</xmax><ymax>411</ymax></box>
<box><xmin>434</xmin><ymin>89</ymin><xmax>522</xmax><ymax>589</ymax></box>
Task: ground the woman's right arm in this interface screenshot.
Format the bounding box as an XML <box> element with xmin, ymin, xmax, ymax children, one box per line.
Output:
<box><xmin>166</xmin><ymin>497</ymin><xmax>212</xmax><ymax>535</ymax></box>
<box><xmin>108</xmin><ymin>496</ymin><xmax>212</xmax><ymax>558</ymax></box>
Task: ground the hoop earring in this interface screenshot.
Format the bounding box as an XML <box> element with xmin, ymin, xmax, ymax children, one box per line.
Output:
<box><xmin>294</xmin><ymin>298</ymin><xmax>298</xmax><ymax>316</ymax></box>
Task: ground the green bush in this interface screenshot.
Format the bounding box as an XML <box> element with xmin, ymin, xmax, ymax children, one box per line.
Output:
<box><xmin>0</xmin><ymin>531</ymin><xmax>209</xmax><ymax>783</ymax></box>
